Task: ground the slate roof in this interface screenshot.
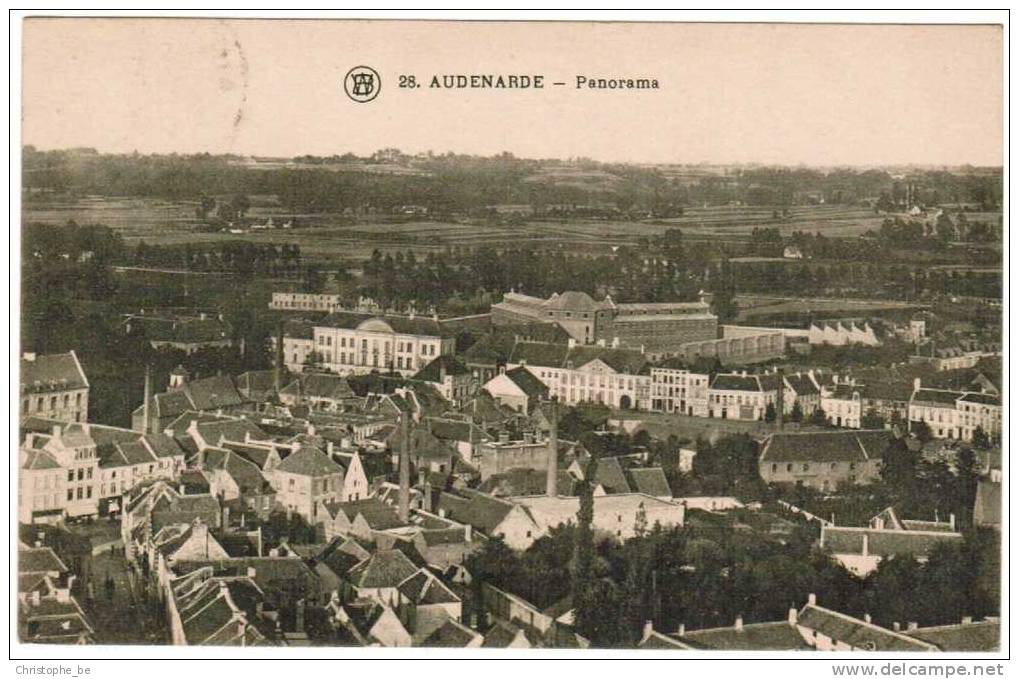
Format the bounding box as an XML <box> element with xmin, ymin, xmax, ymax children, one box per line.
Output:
<box><xmin>436</xmin><ymin>490</ymin><xmax>519</xmax><ymax>534</ymax></box>
<box><xmin>509</xmin><ymin>341</ymin><xmax>570</xmax><ymax>369</ymax></box>
<box><xmin>911</xmin><ymin>389</ymin><xmax>965</xmax><ymax>407</ymax></box>
<box><xmin>680</xmin><ymin>621</ymin><xmax>811</xmax><ymax>650</ymax></box>
<box><xmin>347</xmin><ymin>550</ymin><xmax>420</xmax><ymax>589</ymax></box>
<box><xmin>21</xmin><ymin>351</ymin><xmax>89</xmax><ymax>394</ymax></box>
<box><xmin>319</xmin><ymin>311</ymin><xmax>454</xmax><ymax>337</ymax></box>
<box><xmin>397</xmin><ymin>570</ymin><xmax>460</xmax><ymax>605</ymax></box>
<box><xmin>760</xmin><ymin>430</ymin><xmax>893</xmax><ymax>464</ymax></box>
<box><xmin>426</xmin><ymin>417</ymin><xmax>485</xmax><ymax>443</ymax></box>
<box><xmin>421</xmin><ymin>618</ymin><xmax>482</xmax><ymax>647</ymax></box>
<box><xmin>958</xmin><ymin>392</ymin><xmax>1000</xmax><ymax>406</ymax></box>
<box><xmin>193</xmin><ymin>419</ymin><xmax>268</xmax><ymax>448</ymax></box>
<box><xmin>568</xmin><ymin>346</ymin><xmax>648</xmax><ymax>375</ymax></box>
<box><xmin>504</xmin><ymin>367</ymin><xmax>549</xmax><ymax>399</ymax></box>
<box><xmin>482</xmin><ymin>620</ymin><xmax>529</xmax><ymax>648</ymax></box>
<box><xmin>784</xmin><ymin>373</ymin><xmax>820</xmax><ymax>396</ymax></box>
<box><xmin>594</xmin><ymin>457</ymin><xmax>630</xmax><ymax>494</ymax></box>
<box><xmin>821</xmin><ymin>526</ymin><xmax>962</xmax><ymax>558</ymax></box>
<box><xmin>22</xmin><ymin>448</ymin><xmax>61</xmax><ymax>471</ymax></box>
<box><xmin>414</xmin><ymin>355</ymin><xmax>471</xmax><ymax>382</ymax></box>
<box><xmin>626</xmin><ymin>467</ymin><xmax>673</xmax><ymax>498</ymax></box>
<box><xmin>235</xmin><ymin>370</ymin><xmax>278</xmax><ymax>400</ymax></box>
<box><xmin>906</xmin><ymin>620</ymin><xmax>1000</xmax><ymax>652</ymax></box>
<box><xmin>19</xmin><ymin>547</ymin><xmax>68</xmax><ymax>574</ymax></box>
<box><xmin>186</xmin><ymin>376</ymin><xmax>246</xmax><ymax>411</ymax></box>
<box><xmin>202</xmin><ymin>448</ymin><xmax>274</xmax><ymax>495</ymax></box>
<box><xmin>321</xmin><ymin>498</ymin><xmax>404</xmax><ymax>530</ymax></box>
<box><xmin>711</xmin><ymin>374</ymin><xmax>762</xmax><ymax>391</ymax></box>
<box><xmin>274</xmin><ymin>446</ymin><xmax>343</xmax><ymax>477</ymax></box>
<box><xmin>478</xmin><ymin>468</ymin><xmax>577</xmax><ymax>497</ymax></box>
<box><xmin>289</xmin><ymin>374</ymin><xmax>356</xmax><ymax>401</ymax></box>
<box><xmin>796</xmin><ymin>605</ymin><xmax>938</xmax><ymax>652</ymax></box>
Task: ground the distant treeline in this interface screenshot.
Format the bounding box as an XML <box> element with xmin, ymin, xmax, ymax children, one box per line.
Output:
<box><xmin>22</xmin><ymin>147</ymin><xmax>1003</xmax><ymax>214</ymax></box>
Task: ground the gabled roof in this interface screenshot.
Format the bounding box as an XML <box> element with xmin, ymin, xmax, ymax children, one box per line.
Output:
<box><xmin>21</xmin><ymin>448</ymin><xmax>61</xmax><ymax>471</ymax></box>
<box><xmin>397</xmin><ymin>570</ymin><xmax>460</xmax><ymax>606</ymax></box>
<box><xmin>21</xmin><ymin>351</ymin><xmax>89</xmax><ymax>393</ymax></box>
<box><xmin>509</xmin><ymin>341</ymin><xmax>570</xmax><ymax>369</ymax></box>
<box><xmin>711</xmin><ymin>373</ymin><xmax>762</xmax><ymax>391</ymax></box>
<box><xmin>911</xmin><ymin>388</ymin><xmax>965</xmax><ymax>407</ymax></box>
<box><xmin>906</xmin><ymin>619</ymin><xmax>999</xmax><ymax>652</ymax></box>
<box><xmin>626</xmin><ymin>467</ymin><xmax>672</xmax><ymax>498</ymax></box>
<box><xmin>421</xmin><ymin>618</ymin><xmax>483</xmax><ymax>647</ymax></box>
<box><xmin>19</xmin><ymin>546</ymin><xmax>68</xmax><ymax>574</ymax></box>
<box><xmin>593</xmin><ymin>457</ymin><xmax>630</xmax><ymax>494</ymax></box>
<box><xmin>321</xmin><ymin>498</ymin><xmax>404</xmax><ymax>531</ymax></box>
<box><xmin>760</xmin><ymin>430</ymin><xmax>893</xmax><ymax>464</ymax></box>
<box><xmin>347</xmin><ymin>549</ymin><xmax>420</xmax><ymax>589</ymax></box>
<box><xmin>414</xmin><ymin>355</ymin><xmax>471</xmax><ymax>383</ymax></box>
<box><xmin>274</xmin><ymin>445</ymin><xmax>343</xmax><ymax>477</ymax></box>
<box><xmin>784</xmin><ymin>373</ymin><xmax>820</xmax><ymax>395</ymax></box>
<box><xmin>202</xmin><ymin>448</ymin><xmax>274</xmax><ymax>495</ymax></box>
<box><xmin>797</xmin><ymin>604</ymin><xmax>938</xmax><ymax>652</ymax></box>
<box><xmin>503</xmin><ymin>367</ymin><xmax>549</xmax><ymax>400</ymax></box>
<box><xmin>436</xmin><ymin>489</ymin><xmax>520</xmax><ymax>534</ymax></box>
<box><xmin>426</xmin><ymin>417</ymin><xmax>485</xmax><ymax>444</ymax></box>
<box><xmin>319</xmin><ymin>311</ymin><xmax>454</xmax><ymax>337</ymax></box>
<box><xmin>821</xmin><ymin>525</ymin><xmax>962</xmax><ymax>558</ymax></box>
<box><xmin>680</xmin><ymin>621</ymin><xmax>811</xmax><ymax>650</ymax></box>
<box><xmin>287</xmin><ymin>373</ymin><xmax>356</xmax><ymax>401</ymax></box>
<box><xmin>567</xmin><ymin>346</ymin><xmax>648</xmax><ymax>375</ymax></box>
<box><xmin>482</xmin><ymin>620</ymin><xmax>530</xmax><ymax>648</ymax></box>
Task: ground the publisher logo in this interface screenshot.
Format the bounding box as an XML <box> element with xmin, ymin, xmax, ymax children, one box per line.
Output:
<box><xmin>344</xmin><ymin>66</ymin><xmax>381</xmax><ymax>103</ymax></box>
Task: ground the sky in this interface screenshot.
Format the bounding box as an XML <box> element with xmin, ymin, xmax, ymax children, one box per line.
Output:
<box><xmin>22</xmin><ymin>19</ymin><xmax>1004</xmax><ymax>166</ymax></box>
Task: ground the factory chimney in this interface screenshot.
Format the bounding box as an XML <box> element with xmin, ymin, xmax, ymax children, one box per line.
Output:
<box><xmin>274</xmin><ymin>321</ymin><xmax>285</xmax><ymax>396</ymax></box>
<box><xmin>142</xmin><ymin>365</ymin><xmax>153</xmax><ymax>434</ymax></box>
<box><xmin>398</xmin><ymin>413</ymin><xmax>411</xmax><ymax>522</ymax></box>
<box><xmin>546</xmin><ymin>397</ymin><xmax>559</xmax><ymax>497</ymax></box>
<box><xmin>776</xmin><ymin>370</ymin><xmax>784</xmax><ymax>431</ymax></box>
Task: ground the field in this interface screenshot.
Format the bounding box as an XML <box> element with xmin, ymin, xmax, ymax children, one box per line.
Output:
<box><xmin>23</xmin><ymin>196</ymin><xmax>891</xmax><ymax>263</ymax></box>
<box><xmin>735</xmin><ymin>294</ymin><xmax>927</xmax><ymax>323</ymax></box>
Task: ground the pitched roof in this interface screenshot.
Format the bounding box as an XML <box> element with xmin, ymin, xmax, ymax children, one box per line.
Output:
<box><xmin>680</xmin><ymin>621</ymin><xmax>811</xmax><ymax>650</ymax></box>
<box><xmin>397</xmin><ymin>570</ymin><xmax>460</xmax><ymax>606</ymax></box>
<box><xmin>414</xmin><ymin>355</ymin><xmax>470</xmax><ymax>383</ymax></box>
<box><xmin>436</xmin><ymin>490</ymin><xmax>519</xmax><ymax>534</ymax></box>
<box><xmin>594</xmin><ymin>456</ymin><xmax>630</xmax><ymax>494</ymax></box>
<box><xmin>421</xmin><ymin>618</ymin><xmax>482</xmax><ymax>647</ymax></box>
<box><xmin>21</xmin><ymin>351</ymin><xmax>89</xmax><ymax>393</ymax></box>
<box><xmin>760</xmin><ymin>430</ymin><xmax>893</xmax><ymax>464</ymax></box>
<box><xmin>509</xmin><ymin>341</ymin><xmax>570</xmax><ymax>369</ymax></box>
<box><xmin>19</xmin><ymin>546</ymin><xmax>68</xmax><ymax>574</ymax></box>
<box><xmin>482</xmin><ymin>620</ymin><xmax>529</xmax><ymax>648</ymax></box>
<box><xmin>185</xmin><ymin>376</ymin><xmax>246</xmax><ymax>411</ymax></box>
<box><xmin>275</xmin><ymin>445</ymin><xmax>343</xmax><ymax>477</ymax></box>
<box><xmin>626</xmin><ymin>467</ymin><xmax>672</xmax><ymax>498</ymax></box>
<box><xmin>821</xmin><ymin>526</ymin><xmax>962</xmax><ymax>558</ymax></box>
<box><xmin>292</xmin><ymin>374</ymin><xmax>356</xmax><ymax>401</ymax></box>
<box><xmin>567</xmin><ymin>346</ymin><xmax>648</xmax><ymax>375</ymax></box>
<box><xmin>711</xmin><ymin>374</ymin><xmax>762</xmax><ymax>391</ymax></box>
<box><xmin>784</xmin><ymin>373</ymin><xmax>820</xmax><ymax>396</ymax></box>
<box><xmin>202</xmin><ymin>448</ymin><xmax>273</xmax><ymax>495</ymax></box>
<box><xmin>796</xmin><ymin>604</ymin><xmax>938</xmax><ymax>652</ymax></box>
<box><xmin>504</xmin><ymin>367</ymin><xmax>549</xmax><ymax>399</ymax></box>
<box><xmin>319</xmin><ymin>311</ymin><xmax>454</xmax><ymax>337</ymax></box>
<box><xmin>906</xmin><ymin>620</ymin><xmax>999</xmax><ymax>652</ymax></box>
<box><xmin>21</xmin><ymin>448</ymin><xmax>61</xmax><ymax>471</ymax></box>
<box><xmin>322</xmin><ymin>498</ymin><xmax>404</xmax><ymax>531</ymax></box>
<box><xmin>347</xmin><ymin>550</ymin><xmax>420</xmax><ymax>589</ymax></box>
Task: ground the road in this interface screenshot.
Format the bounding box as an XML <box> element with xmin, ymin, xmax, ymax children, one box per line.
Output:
<box><xmin>86</xmin><ymin>547</ymin><xmax>166</xmax><ymax>645</ymax></box>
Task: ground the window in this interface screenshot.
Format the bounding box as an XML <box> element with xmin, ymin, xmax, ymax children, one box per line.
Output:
<box><xmin>68</xmin><ymin>470</ymin><xmax>75</xmax><ymax>482</ymax></box>
<box><xmin>786</xmin><ymin>464</ymin><xmax>793</xmax><ymax>472</ymax></box>
<box><xmin>67</xmin><ymin>489</ymin><xmax>74</xmax><ymax>501</ymax></box>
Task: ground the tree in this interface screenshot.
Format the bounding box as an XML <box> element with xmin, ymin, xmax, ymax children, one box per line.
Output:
<box><xmin>790</xmin><ymin>401</ymin><xmax>804</xmax><ymax>423</ymax></box>
<box><xmin>861</xmin><ymin>407</ymin><xmax>885</xmax><ymax>430</ymax></box>
<box><xmin>764</xmin><ymin>402</ymin><xmax>777</xmax><ymax>423</ymax></box>
<box><xmin>912</xmin><ymin>420</ymin><xmax>933</xmax><ymax>444</ymax></box>
<box><xmin>971</xmin><ymin>426</ymin><xmax>991</xmax><ymax>450</ymax></box>
<box><xmin>809</xmin><ymin>407</ymin><xmax>828</xmax><ymax>427</ymax></box>
<box><xmin>572</xmin><ymin>455</ymin><xmax>599</xmax><ymax>641</ymax></box>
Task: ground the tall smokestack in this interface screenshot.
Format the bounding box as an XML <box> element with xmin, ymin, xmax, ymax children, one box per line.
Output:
<box><xmin>274</xmin><ymin>321</ymin><xmax>285</xmax><ymax>395</ymax></box>
<box><xmin>142</xmin><ymin>365</ymin><xmax>153</xmax><ymax>434</ymax></box>
<box><xmin>398</xmin><ymin>413</ymin><xmax>411</xmax><ymax>522</ymax></box>
<box><xmin>546</xmin><ymin>397</ymin><xmax>558</xmax><ymax>497</ymax></box>
<box><xmin>776</xmin><ymin>371</ymin><xmax>784</xmax><ymax>431</ymax></box>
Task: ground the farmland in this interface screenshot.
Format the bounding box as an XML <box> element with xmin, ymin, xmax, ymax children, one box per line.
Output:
<box><xmin>22</xmin><ymin>195</ymin><xmax>889</xmax><ymax>262</ymax></box>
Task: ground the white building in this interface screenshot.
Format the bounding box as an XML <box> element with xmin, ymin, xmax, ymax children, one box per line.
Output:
<box><xmin>270</xmin><ymin>292</ymin><xmax>343</xmax><ymax>313</ymax></box>
<box><xmin>650</xmin><ymin>368</ymin><xmax>710</xmax><ymax>417</ymax></box>
<box><xmin>909</xmin><ymin>385</ymin><xmax>1001</xmax><ymax>442</ymax></box>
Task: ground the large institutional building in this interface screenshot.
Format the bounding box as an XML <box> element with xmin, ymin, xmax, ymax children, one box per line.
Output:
<box><xmin>280</xmin><ymin>312</ymin><xmax>456</xmax><ymax>377</ymax></box>
<box><xmin>491</xmin><ymin>291</ymin><xmax>718</xmax><ymax>354</ymax></box>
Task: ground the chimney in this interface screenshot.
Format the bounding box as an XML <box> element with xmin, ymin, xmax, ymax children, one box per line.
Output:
<box><xmin>893</xmin><ymin>622</ymin><xmax>901</xmax><ymax>632</ymax></box>
<box><xmin>788</xmin><ymin>607</ymin><xmax>798</xmax><ymax>625</ymax></box>
<box><xmin>734</xmin><ymin>615</ymin><xmax>743</xmax><ymax>632</ymax></box>
<box><xmin>295</xmin><ymin>599</ymin><xmax>306</xmax><ymax>633</ymax></box>
<box><xmin>274</xmin><ymin>321</ymin><xmax>285</xmax><ymax>395</ymax></box>
<box><xmin>398</xmin><ymin>415</ymin><xmax>411</xmax><ymax>523</ymax></box>
<box><xmin>961</xmin><ymin>616</ymin><xmax>973</xmax><ymax>625</ymax></box>
<box><xmin>423</xmin><ymin>479</ymin><xmax>433</xmax><ymax>513</ymax></box>
<box><xmin>913</xmin><ymin>377</ymin><xmax>922</xmax><ymax>393</ymax></box>
<box><xmin>23</xmin><ymin>352</ymin><xmax>37</xmax><ymax>362</ymax></box>
<box><xmin>464</xmin><ymin>523</ymin><xmax>472</xmax><ymax>541</ymax></box>
<box><xmin>498</xmin><ymin>430</ymin><xmax>510</xmax><ymax>444</ymax></box>
<box><xmin>861</xmin><ymin>533</ymin><xmax>869</xmax><ymax>557</ymax></box>
<box><xmin>439</xmin><ymin>359</ymin><xmax>447</xmax><ymax>384</ymax></box>
<box><xmin>142</xmin><ymin>365</ymin><xmax>153</xmax><ymax>434</ymax></box>
<box><xmin>907</xmin><ymin>622</ymin><xmax>918</xmax><ymax>632</ymax></box>
<box><xmin>546</xmin><ymin>398</ymin><xmax>558</xmax><ymax>498</ymax></box>
<box><xmin>949</xmin><ymin>513</ymin><xmax>956</xmax><ymax>530</ymax></box>
<box><xmin>642</xmin><ymin>620</ymin><xmax>653</xmax><ymax>641</ymax></box>
<box><xmin>676</xmin><ymin>623</ymin><xmax>686</xmax><ymax>636</ymax></box>
<box><xmin>863</xmin><ymin>613</ymin><xmax>872</xmax><ymax>624</ymax></box>
<box><xmin>221</xmin><ymin>504</ymin><xmax>230</xmax><ymax>530</ymax></box>
<box><xmin>808</xmin><ymin>593</ymin><xmax>817</xmax><ymax>606</ymax></box>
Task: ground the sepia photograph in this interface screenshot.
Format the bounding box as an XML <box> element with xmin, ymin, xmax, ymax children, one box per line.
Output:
<box><xmin>10</xmin><ymin>11</ymin><xmax>1008</xmax><ymax>667</ymax></box>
